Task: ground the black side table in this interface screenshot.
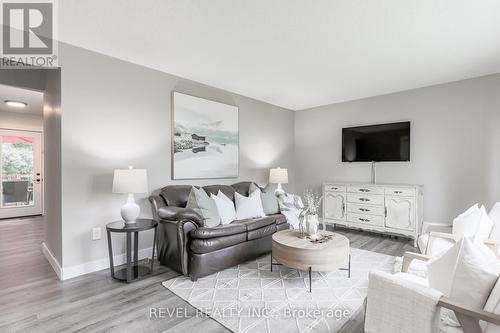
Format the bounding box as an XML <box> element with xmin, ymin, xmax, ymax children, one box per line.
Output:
<box><xmin>106</xmin><ymin>219</ymin><xmax>158</xmax><ymax>283</ymax></box>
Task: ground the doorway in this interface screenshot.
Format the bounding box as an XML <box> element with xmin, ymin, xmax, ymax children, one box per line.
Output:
<box><xmin>0</xmin><ymin>129</ymin><xmax>42</xmax><ymax>218</ymax></box>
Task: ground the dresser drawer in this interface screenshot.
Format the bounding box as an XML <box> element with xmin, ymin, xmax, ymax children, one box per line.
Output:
<box><xmin>384</xmin><ymin>187</ymin><xmax>415</xmax><ymax>197</ymax></box>
<box><xmin>324</xmin><ymin>184</ymin><xmax>346</xmax><ymax>192</ymax></box>
<box><xmin>347</xmin><ymin>213</ymin><xmax>384</xmax><ymax>227</ymax></box>
<box><xmin>347</xmin><ymin>204</ymin><xmax>385</xmax><ymax>216</ymax></box>
<box><xmin>347</xmin><ymin>185</ymin><xmax>384</xmax><ymax>195</ymax></box>
<box><xmin>347</xmin><ymin>193</ymin><xmax>384</xmax><ymax>206</ymax></box>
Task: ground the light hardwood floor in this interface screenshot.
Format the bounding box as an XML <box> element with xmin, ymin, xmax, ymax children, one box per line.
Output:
<box><xmin>0</xmin><ymin>217</ymin><xmax>416</xmax><ymax>333</ymax></box>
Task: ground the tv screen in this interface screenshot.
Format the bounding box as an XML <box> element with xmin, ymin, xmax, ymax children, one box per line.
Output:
<box><xmin>342</xmin><ymin>122</ymin><xmax>410</xmax><ymax>162</ymax></box>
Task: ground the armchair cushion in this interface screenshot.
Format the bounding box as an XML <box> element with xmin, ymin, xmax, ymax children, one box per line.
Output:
<box><xmin>489</xmin><ymin>203</ymin><xmax>500</xmax><ymax>240</ymax></box>
<box><xmin>484</xmin><ymin>277</ymin><xmax>500</xmax><ymax>332</ymax></box>
<box><xmin>452</xmin><ymin>205</ymin><xmax>493</xmax><ymax>240</ymax></box>
<box><xmin>365</xmin><ymin>270</ymin><xmax>442</xmax><ymax>333</ymax></box>
<box><xmin>427</xmin><ymin>237</ymin><xmax>500</xmax><ymax>327</ymax></box>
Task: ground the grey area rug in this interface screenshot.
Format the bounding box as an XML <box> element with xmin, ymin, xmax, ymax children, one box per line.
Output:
<box><xmin>162</xmin><ymin>248</ymin><xmax>394</xmax><ymax>333</ymax></box>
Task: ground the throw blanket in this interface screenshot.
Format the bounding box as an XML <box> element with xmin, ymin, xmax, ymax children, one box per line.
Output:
<box><xmin>365</xmin><ymin>270</ymin><xmax>442</xmax><ymax>333</ymax></box>
<box><xmin>277</xmin><ymin>193</ymin><xmax>304</xmax><ymax>229</ymax></box>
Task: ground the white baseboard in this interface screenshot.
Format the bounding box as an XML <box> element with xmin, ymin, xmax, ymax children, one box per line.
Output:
<box><xmin>41</xmin><ymin>242</ymin><xmax>63</xmax><ymax>280</ymax></box>
<box><xmin>61</xmin><ymin>246</ymin><xmax>154</xmax><ymax>280</ymax></box>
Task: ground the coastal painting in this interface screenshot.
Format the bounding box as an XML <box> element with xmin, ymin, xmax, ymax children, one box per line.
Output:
<box><xmin>172</xmin><ymin>92</ymin><xmax>239</xmax><ymax>179</ymax></box>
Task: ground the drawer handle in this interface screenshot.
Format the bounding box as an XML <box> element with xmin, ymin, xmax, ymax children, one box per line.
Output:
<box><xmin>359</xmin><ymin>218</ymin><xmax>370</xmax><ymax>222</ymax></box>
<box><xmin>359</xmin><ymin>189</ymin><xmax>371</xmax><ymax>193</ymax></box>
<box><xmin>394</xmin><ymin>191</ymin><xmax>403</xmax><ymax>194</ymax></box>
<box><xmin>359</xmin><ymin>208</ymin><xmax>370</xmax><ymax>212</ymax></box>
<box><xmin>331</xmin><ymin>187</ymin><xmax>338</xmax><ymax>190</ymax></box>
<box><xmin>359</xmin><ymin>198</ymin><xmax>370</xmax><ymax>202</ymax></box>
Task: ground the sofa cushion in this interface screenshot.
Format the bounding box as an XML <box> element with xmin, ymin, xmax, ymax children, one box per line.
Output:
<box><xmin>232</xmin><ymin>216</ymin><xmax>276</xmax><ymax>231</ymax></box>
<box><xmin>203</xmin><ymin>185</ymin><xmax>236</xmax><ymax>202</ymax></box>
<box><xmin>160</xmin><ymin>185</ymin><xmax>193</xmax><ymax>207</ymax></box>
<box><xmin>190</xmin><ymin>233</ymin><xmax>247</xmax><ymax>254</ymax></box>
<box><xmin>190</xmin><ymin>223</ymin><xmax>247</xmax><ymax>239</ymax></box>
<box><xmin>268</xmin><ymin>214</ymin><xmax>287</xmax><ymax>225</ymax></box>
<box><xmin>248</xmin><ymin>224</ymin><xmax>276</xmax><ymax>241</ymax></box>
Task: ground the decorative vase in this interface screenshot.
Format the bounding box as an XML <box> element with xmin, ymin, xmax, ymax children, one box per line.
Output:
<box><xmin>306</xmin><ymin>214</ymin><xmax>319</xmax><ymax>240</ymax></box>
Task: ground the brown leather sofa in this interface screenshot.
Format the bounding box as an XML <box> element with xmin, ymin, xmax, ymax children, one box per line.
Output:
<box><xmin>149</xmin><ymin>182</ymin><xmax>288</xmax><ymax>280</ymax></box>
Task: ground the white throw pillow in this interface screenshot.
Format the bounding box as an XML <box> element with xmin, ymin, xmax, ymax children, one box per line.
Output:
<box><xmin>210</xmin><ymin>191</ymin><xmax>237</xmax><ymax>225</ymax></box>
<box><xmin>489</xmin><ymin>203</ymin><xmax>500</xmax><ymax>240</ymax></box>
<box><xmin>452</xmin><ymin>204</ymin><xmax>482</xmax><ymax>238</ymax></box>
<box><xmin>427</xmin><ymin>237</ymin><xmax>500</xmax><ymax>326</ymax></box>
<box><xmin>235</xmin><ymin>189</ymin><xmax>266</xmax><ymax>220</ymax></box>
<box><xmin>476</xmin><ymin>205</ymin><xmax>495</xmax><ymax>241</ymax></box>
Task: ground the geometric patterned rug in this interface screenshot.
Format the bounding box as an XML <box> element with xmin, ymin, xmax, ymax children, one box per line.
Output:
<box><xmin>162</xmin><ymin>248</ymin><xmax>394</xmax><ymax>333</ymax></box>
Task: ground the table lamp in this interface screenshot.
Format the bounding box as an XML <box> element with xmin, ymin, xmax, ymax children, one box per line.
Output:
<box><xmin>269</xmin><ymin>167</ymin><xmax>288</xmax><ymax>194</ymax></box>
<box><xmin>112</xmin><ymin>166</ymin><xmax>148</xmax><ymax>224</ymax></box>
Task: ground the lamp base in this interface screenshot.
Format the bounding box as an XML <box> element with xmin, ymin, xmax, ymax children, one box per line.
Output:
<box><xmin>121</xmin><ymin>194</ymin><xmax>140</xmax><ymax>224</ymax></box>
<box><xmin>275</xmin><ymin>183</ymin><xmax>285</xmax><ymax>195</ymax></box>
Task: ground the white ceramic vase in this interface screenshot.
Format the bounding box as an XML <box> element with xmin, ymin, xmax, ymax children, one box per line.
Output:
<box><xmin>306</xmin><ymin>214</ymin><xmax>319</xmax><ymax>240</ymax></box>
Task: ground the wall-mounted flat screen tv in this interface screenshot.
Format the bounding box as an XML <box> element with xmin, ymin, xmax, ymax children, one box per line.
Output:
<box><xmin>342</xmin><ymin>121</ymin><xmax>411</xmax><ymax>162</ymax></box>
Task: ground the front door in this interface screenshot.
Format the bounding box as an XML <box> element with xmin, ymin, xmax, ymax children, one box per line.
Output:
<box><xmin>0</xmin><ymin>129</ymin><xmax>42</xmax><ymax>219</ymax></box>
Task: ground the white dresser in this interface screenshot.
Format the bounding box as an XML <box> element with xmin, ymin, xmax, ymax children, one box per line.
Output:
<box><xmin>322</xmin><ymin>182</ymin><xmax>423</xmax><ymax>246</ymax></box>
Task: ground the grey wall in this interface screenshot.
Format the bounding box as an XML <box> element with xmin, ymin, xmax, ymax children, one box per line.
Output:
<box><xmin>43</xmin><ymin>69</ymin><xmax>63</xmax><ymax>264</ymax></box>
<box><xmin>295</xmin><ymin>74</ymin><xmax>500</xmax><ymax>223</ymax></box>
<box><xmin>59</xmin><ymin>44</ymin><xmax>295</xmax><ymax>268</ymax></box>
<box><xmin>484</xmin><ymin>76</ymin><xmax>500</xmax><ymax>208</ymax></box>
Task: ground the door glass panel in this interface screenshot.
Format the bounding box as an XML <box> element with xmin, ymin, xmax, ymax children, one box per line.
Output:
<box><xmin>1</xmin><ymin>136</ymin><xmax>34</xmax><ymax>208</ymax></box>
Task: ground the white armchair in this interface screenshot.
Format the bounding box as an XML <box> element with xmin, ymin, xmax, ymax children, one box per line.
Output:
<box><xmin>365</xmin><ymin>251</ymin><xmax>500</xmax><ymax>333</ymax></box>
<box><xmin>418</xmin><ymin>203</ymin><xmax>500</xmax><ymax>257</ymax></box>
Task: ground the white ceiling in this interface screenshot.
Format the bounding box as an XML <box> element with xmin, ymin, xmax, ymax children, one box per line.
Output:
<box><xmin>60</xmin><ymin>0</ymin><xmax>500</xmax><ymax>110</ymax></box>
<box><xmin>0</xmin><ymin>85</ymin><xmax>43</xmax><ymax>115</ymax></box>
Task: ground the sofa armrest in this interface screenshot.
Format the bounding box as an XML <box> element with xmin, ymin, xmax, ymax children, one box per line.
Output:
<box><xmin>158</xmin><ymin>206</ymin><xmax>204</xmax><ymax>227</ymax></box>
<box><xmin>422</xmin><ymin>222</ymin><xmax>453</xmax><ymax>234</ymax></box>
<box><xmin>177</xmin><ymin>218</ymin><xmax>198</xmax><ymax>275</ymax></box>
<box><xmin>149</xmin><ymin>195</ymin><xmax>167</xmax><ymax>220</ymax></box>
<box><xmin>402</xmin><ymin>251</ymin><xmax>431</xmax><ymax>273</ymax></box>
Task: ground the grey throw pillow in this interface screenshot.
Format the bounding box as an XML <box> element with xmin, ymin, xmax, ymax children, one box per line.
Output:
<box><xmin>249</xmin><ymin>183</ymin><xmax>280</xmax><ymax>215</ymax></box>
<box><xmin>186</xmin><ymin>187</ymin><xmax>220</xmax><ymax>227</ymax></box>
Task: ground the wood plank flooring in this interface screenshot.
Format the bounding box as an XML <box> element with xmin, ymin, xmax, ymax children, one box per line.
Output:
<box><xmin>0</xmin><ymin>217</ymin><xmax>416</xmax><ymax>333</ymax></box>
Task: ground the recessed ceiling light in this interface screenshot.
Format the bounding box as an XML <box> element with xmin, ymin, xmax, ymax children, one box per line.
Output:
<box><xmin>4</xmin><ymin>100</ymin><xmax>28</xmax><ymax>108</ymax></box>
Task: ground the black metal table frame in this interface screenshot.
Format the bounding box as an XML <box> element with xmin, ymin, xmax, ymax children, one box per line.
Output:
<box><xmin>270</xmin><ymin>249</ymin><xmax>351</xmax><ymax>293</ymax></box>
<box><xmin>106</xmin><ymin>222</ymin><xmax>157</xmax><ymax>283</ymax></box>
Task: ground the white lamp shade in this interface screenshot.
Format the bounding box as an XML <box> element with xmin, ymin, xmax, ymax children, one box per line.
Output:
<box><xmin>269</xmin><ymin>167</ymin><xmax>288</xmax><ymax>184</ymax></box>
<box><xmin>112</xmin><ymin>169</ymin><xmax>148</xmax><ymax>194</ymax></box>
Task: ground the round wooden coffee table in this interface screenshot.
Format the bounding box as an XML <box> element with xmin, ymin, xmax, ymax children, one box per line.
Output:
<box><xmin>271</xmin><ymin>229</ymin><xmax>350</xmax><ymax>292</ymax></box>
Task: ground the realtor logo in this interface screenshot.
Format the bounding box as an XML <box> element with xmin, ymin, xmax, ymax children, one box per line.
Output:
<box><xmin>1</xmin><ymin>0</ymin><xmax>58</xmax><ymax>68</ymax></box>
